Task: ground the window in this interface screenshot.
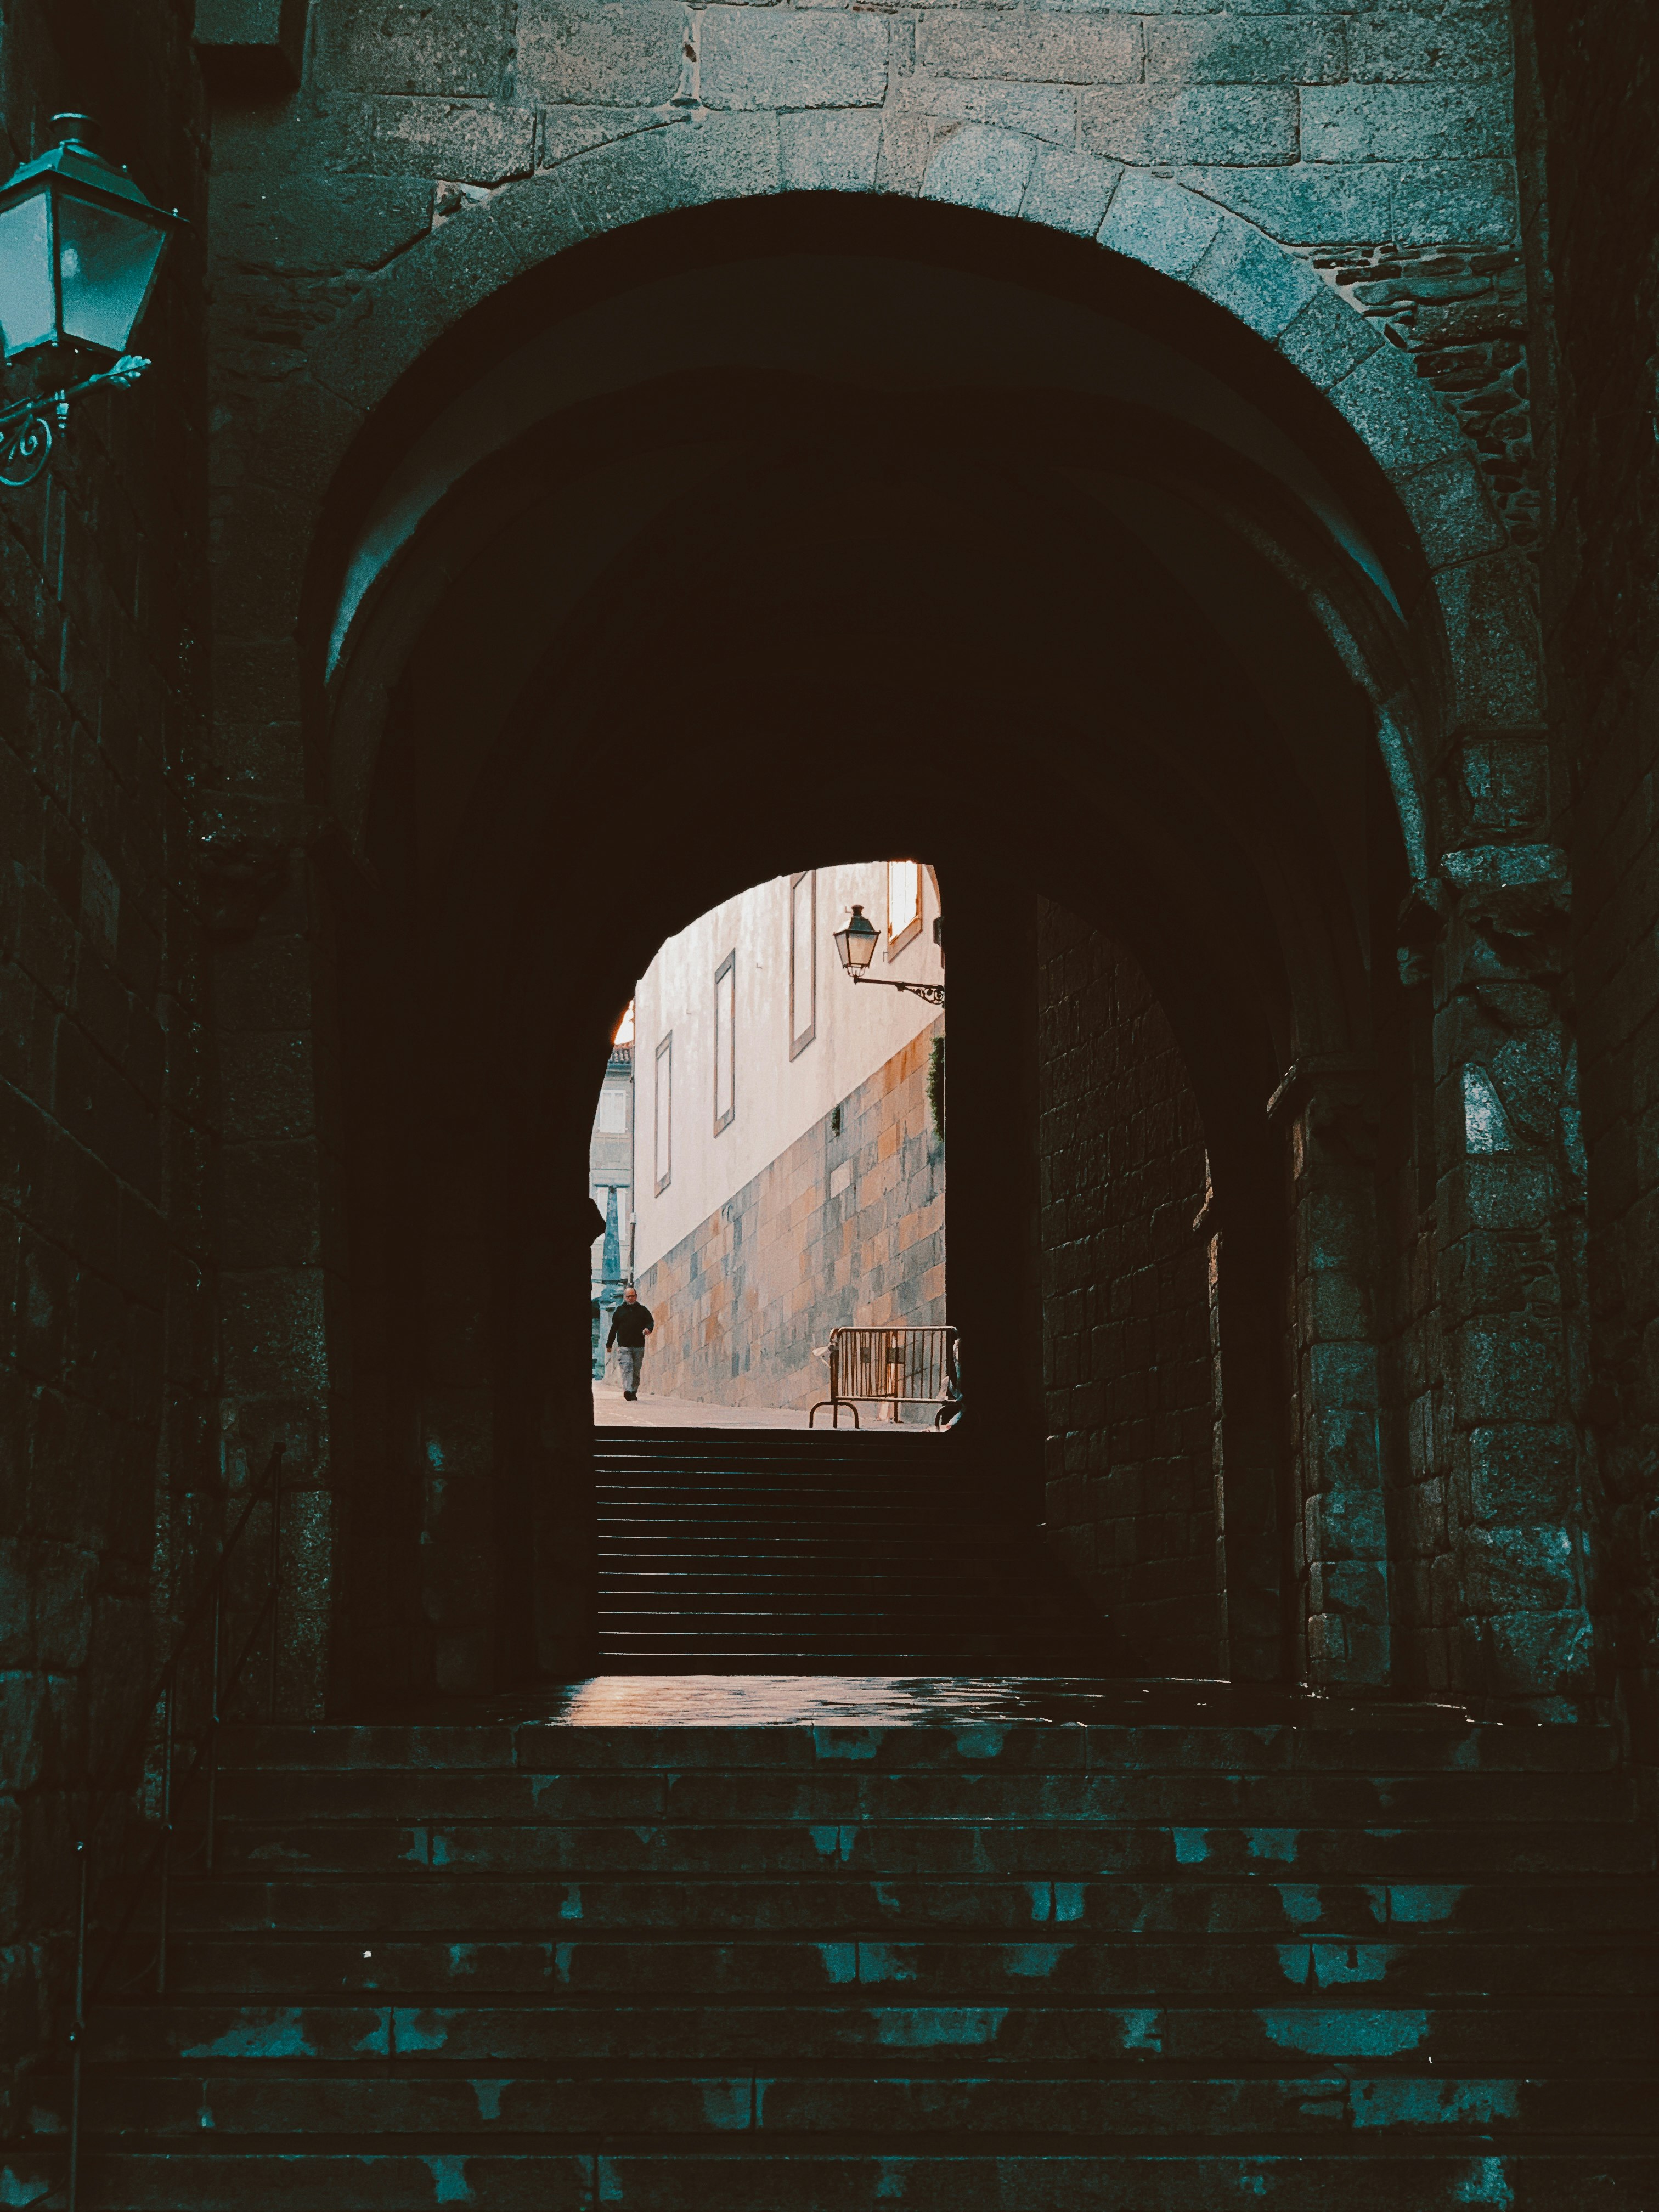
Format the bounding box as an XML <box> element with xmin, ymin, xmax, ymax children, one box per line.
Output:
<box><xmin>887</xmin><ymin>860</ymin><xmax>923</xmax><ymax>955</ymax></box>
<box><xmin>653</xmin><ymin>1034</ymin><xmax>672</xmax><ymax>1193</ymax></box>
<box><xmin>789</xmin><ymin>871</ymin><xmax>815</xmax><ymax>1058</ymax></box>
<box><xmin>714</xmin><ymin>951</ymin><xmax>736</xmax><ymax>1135</ymax></box>
<box><xmin>597</xmin><ymin>1086</ymin><xmax>627</xmax><ymax>1134</ymax></box>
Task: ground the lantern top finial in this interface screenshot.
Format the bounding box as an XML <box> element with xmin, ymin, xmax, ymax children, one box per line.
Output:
<box><xmin>2</xmin><ymin>115</ymin><xmax>167</xmax><ymax>215</ymax></box>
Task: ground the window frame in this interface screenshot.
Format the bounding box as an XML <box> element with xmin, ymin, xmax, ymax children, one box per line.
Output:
<box><xmin>789</xmin><ymin>870</ymin><xmax>816</xmax><ymax>1060</ymax></box>
<box><xmin>887</xmin><ymin>859</ymin><xmax>924</xmax><ymax>958</ymax></box>
<box><xmin>713</xmin><ymin>950</ymin><xmax>736</xmax><ymax>1136</ymax></box>
<box><xmin>653</xmin><ymin>1032</ymin><xmax>672</xmax><ymax>1194</ymax></box>
<box><xmin>596</xmin><ymin>1082</ymin><xmax>628</xmax><ymax>1135</ymax></box>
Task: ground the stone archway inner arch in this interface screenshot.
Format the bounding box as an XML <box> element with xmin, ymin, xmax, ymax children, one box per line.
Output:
<box><xmin>205</xmin><ymin>137</ymin><xmax>1589</xmax><ymax>1723</ymax></box>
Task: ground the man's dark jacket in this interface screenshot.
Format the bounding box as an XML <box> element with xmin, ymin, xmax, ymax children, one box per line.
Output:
<box><xmin>606</xmin><ymin>1302</ymin><xmax>654</xmax><ymax>1350</ymax></box>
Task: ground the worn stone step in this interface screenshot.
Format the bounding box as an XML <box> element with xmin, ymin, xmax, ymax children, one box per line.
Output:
<box><xmin>136</xmin><ymin>1931</ymin><xmax>1659</xmax><ymax>2000</ymax></box>
<box><xmin>86</xmin><ymin>1998</ymin><xmax>1659</xmax><ymax>2069</ymax></box>
<box><xmin>35</xmin><ymin>2067</ymin><xmax>1656</xmax><ymax>2141</ymax></box>
<box><xmin>10</xmin><ymin>2145</ymin><xmax>1656</xmax><ymax>2210</ymax></box>
<box><xmin>206</xmin><ymin>1765</ymin><xmax>1637</xmax><ymax>1828</ymax></box>
<box><xmin>590</xmin><ymin>1568</ymin><xmax>1046</xmax><ymax>1595</ymax></box>
<box><xmin>596</xmin><ymin>1568</ymin><xmax>995</xmax><ymax>1589</ymax></box>
<box><xmin>210</xmin><ymin>1818</ymin><xmax>1654</xmax><ymax>1880</ymax></box>
<box><xmin>165</xmin><ymin>1874</ymin><xmax>1659</xmax><ymax>1941</ymax></box>
<box><xmin>210</xmin><ymin>1720</ymin><xmax>1625</xmax><ymax>1778</ymax></box>
<box><xmin>595</xmin><ymin>1644</ymin><xmax>1106</xmax><ymax>1665</ymax></box>
<box><xmin>591</xmin><ymin>1485</ymin><xmax>978</xmax><ymax>1500</ymax></box>
<box><xmin>592</xmin><ymin>1610</ymin><xmax>1073</xmax><ymax>1634</ymax></box>
<box><xmin>592</xmin><ymin>1446</ymin><xmax>952</xmax><ymax>1463</ymax></box>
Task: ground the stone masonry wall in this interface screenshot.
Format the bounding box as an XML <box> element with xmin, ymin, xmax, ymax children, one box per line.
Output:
<box><xmin>1528</xmin><ymin>1</ymin><xmax>1659</xmax><ymax>1743</ymax></box>
<box><xmin>1036</xmin><ymin>906</ymin><xmax>1215</xmax><ymax>1677</ymax></box>
<box><xmin>211</xmin><ymin>0</ymin><xmax>1530</xmax><ymax>545</ymax></box>
<box><xmin>634</xmin><ymin>1025</ymin><xmax>945</xmax><ymax>1417</ymax></box>
<box><xmin>200</xmin><ymin>0</ymin><xmax>1567</xmax><ymax>1711</ymax></box>
<box><xmin>0</xmin><ymin>3</ymin><xmax>211</xmax><ymax>2136</ymax></box>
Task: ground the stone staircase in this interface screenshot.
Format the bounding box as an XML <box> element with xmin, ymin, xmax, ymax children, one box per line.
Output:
<box><xmin>596</xmin><ymin>1427</ymin><xmax>1118</xmax><ymax>1671</ymax></box>
<box><xmin>9</xmin><ymin>1682</ymin><xmax>1657</xmax><ymax>2208</ymax></box>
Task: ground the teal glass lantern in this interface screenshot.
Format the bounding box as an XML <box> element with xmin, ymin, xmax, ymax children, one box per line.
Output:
<box><xmin>0</xmin><ymin>115</ymin><xmax>182</xmax><ymax>363</ymax></box>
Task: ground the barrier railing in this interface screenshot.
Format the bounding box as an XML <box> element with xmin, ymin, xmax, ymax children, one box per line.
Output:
<box><xmin>60</xmin><ymin>1441</ymin><xmax>285</xmax><ymax>2210</ymax></box>
<box><xmin>810</xmin><ymin>1325</ymin><xmax>960</xmax><ymax>1429</ymax></box>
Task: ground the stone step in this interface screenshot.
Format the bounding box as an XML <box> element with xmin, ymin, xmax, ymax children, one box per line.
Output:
<box><xmin>33</xmin><ymin>2066</ymin><xmax>1656</xmax><ymax>2140</ymax></box>
<box><xmin>213</xmin><ymin>1720</ymin><xmax>1623</xmax><ymax>1776</ymax></box>
<box><xmin>206</xmin><ymin>1765</ymin><xmax>1635</xmax><ymax>1826</ymax></box>
<box><xmin>592</xmin><ymin>1523</ymin><xmax>1004</xmax><ymax>1542</ymax></box>
<box><xmin>82</xmin><ymin>1996</ymin><xmax>1659</xmax><ymax>2067</ymax></box>
<box><xmin>592</xmin><ymin>1437</ymin><xmax>951</xmax><ymax>1455</ymax></box>
<box><xmin>116</xmin><ymin>1932</ymin><xmax>1659</xmax><ymax>1999</ymax></box>
<box><xmin>590</xmin><ymin>1566</ymin><xmax>1058</xmax><ymax>1588</ymax></box>
<box><xmin>18</xmin><ymin>2148</ymin><xmax>1651</xmax><ymax>2212</ymax></box>
<box><xmin>208</xmin><ymin>1818</ymin><xmax>1652</xmax><ymax>1879</ymax></box>
<box><xmin>165</xmin><ymin>1875</ymin><xmax>1659</xmax><ymax>1940</ymax></box>
<box><xmin>595</xmin><ymin>1565</ymin><xmax>1005</xmax><ymax>1587</ymax></box>
<box><xmin>591</xmin><ymin>1638</ymin><xmax>1120</xmax><ymax>1662</ymax></box>
<box><xmin>592</xmin><ymin>1608</ymin><xmax>1080</xmax><ymax>1634</ymax></box>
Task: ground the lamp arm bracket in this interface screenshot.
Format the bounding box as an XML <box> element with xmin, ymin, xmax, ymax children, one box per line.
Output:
<box><xmin>0</xmin><ymin>354</ymin><xmax>150</xmax><ymax>488</ymax></box>
<box><xmin>850</xmin><ymin>974</ymin><xmax>946</xmax><ymax>1008</ymax></box>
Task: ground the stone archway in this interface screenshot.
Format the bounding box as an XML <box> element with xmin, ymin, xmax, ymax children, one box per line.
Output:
<box><xmin>207</xmin><ymin>159</ymin><xmax>1588</xmax><ymax>1719</ymax></box>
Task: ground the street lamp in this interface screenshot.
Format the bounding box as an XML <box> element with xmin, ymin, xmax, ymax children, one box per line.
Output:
<box><xmin>833</xmin><ymin>905</ymin><xmax>945</xmax><ymax>1007</ymax></box>
<box><xmin>0</xmin><ymin>115</ymin><xmax>184</xmax><ymax>487</ymax></box>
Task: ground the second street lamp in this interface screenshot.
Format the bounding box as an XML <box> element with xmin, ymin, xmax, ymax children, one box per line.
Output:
<box><xmin>832</xmin><ymin>905</ymin><xmax>945</xmax><ymax>1007</ymax></box>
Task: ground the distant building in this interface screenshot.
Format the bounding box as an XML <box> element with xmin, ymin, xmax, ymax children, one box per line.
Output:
<box><xmin>588</xmin><ymin>1017</ymin><xmax>635</xmax><ymax>1377</ymax></box>
<box><xmin>630</xmin><ymin>864</ymin><xmax>946</xmax><ymax>1413</ymax></box>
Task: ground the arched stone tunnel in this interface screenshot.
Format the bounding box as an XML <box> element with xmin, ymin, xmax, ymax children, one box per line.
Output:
<box><xmin>220</xmin><ymin>180</ymin><xmax>1590</xmax><ymax>1717</ymax></box>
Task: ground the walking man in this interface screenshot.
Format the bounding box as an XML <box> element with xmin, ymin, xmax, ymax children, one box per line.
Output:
<box><xmin>606</xmin><ymin>1285</ymin><xmax>654</xmax><ymax>1401</ymax></box>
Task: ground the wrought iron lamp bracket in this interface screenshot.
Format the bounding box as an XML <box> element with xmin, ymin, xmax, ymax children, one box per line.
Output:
<box><xmin>0</xmin><ymin>352</ymin><xmax>150</xmax><ymax>488</ymax></box>
<box><xmin>849</xmin><ymin>974</ymin><xmax>946</xmax><ymax>1008</ymax></box>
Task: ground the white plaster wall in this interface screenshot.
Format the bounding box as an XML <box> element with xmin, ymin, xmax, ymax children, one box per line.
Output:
<box><xmin>633</xmin><ymin>862</ymin><xmax>943</xmax><ymax>1275</ymax></box>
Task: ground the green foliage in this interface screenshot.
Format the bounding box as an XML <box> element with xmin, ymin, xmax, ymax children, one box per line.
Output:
<box><xmin>928</xmin><ymin>1035</ymin><xmax>946</xmax><ymax>1144</ymax></box>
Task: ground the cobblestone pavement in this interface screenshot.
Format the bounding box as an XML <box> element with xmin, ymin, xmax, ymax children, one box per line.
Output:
<box><xmin>592</xmin><ymin>1382</ymin><xmax>938</xmax><ymax>1432</ymax></box>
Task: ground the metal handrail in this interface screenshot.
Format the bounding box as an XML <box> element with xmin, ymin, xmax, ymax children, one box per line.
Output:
<box><xmin>61</xmin><ymin>1441</ymin><xmax>285</xmax><ymax>2210</ymax></box>
<box><xmin>810</xmin><ymin>1326</ymin><xmax>960</xmax><ymax>1429</ymax></box>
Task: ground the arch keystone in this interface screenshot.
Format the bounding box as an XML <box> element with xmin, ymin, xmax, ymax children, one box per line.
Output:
<box><xmin>558</xmin><ymin>110</ymin><xmax>782</xmax><ymax>230</ymax></box>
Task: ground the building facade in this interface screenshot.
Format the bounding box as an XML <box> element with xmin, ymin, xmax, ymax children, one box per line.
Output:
<box><xmin>629</xmin><ymin>863</ymin><xmax>946</xmax><ymax>1411</ymax></box>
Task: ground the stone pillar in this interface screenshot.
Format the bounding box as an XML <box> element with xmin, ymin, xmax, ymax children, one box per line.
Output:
<box><xmin>523</xmin><ymin>1101</ymin><xmax>604</xmax><ymax>1681</ymax></box>
<box><xmin>1272</xmin><ymin>1058</ymin><xmax>1391</xmax><ymax>1689</ymax></box>
<box><xmin>202</xmin><ymin>811</ymin><xmax>341</xmax><ymax>1718</ymax></box>
<box><xmin>1432</xmin><ymin>828</ymin><xmax>1595</xmax><ymax>1714</ymax></box>
<box><xmin>413</xmin><ymin>1129</ymin><xmax>497</xmax><ymax>1695</ymax></box>
<box><xmin>1199</xmin><ymin>1162</ymin><xmax>1288</xmax><ymax>1684</ymax></box>
<box><xmin>939</xmin><ymin>873</ymin><xmax>1044</xmax><ymax>1517</ymax></box>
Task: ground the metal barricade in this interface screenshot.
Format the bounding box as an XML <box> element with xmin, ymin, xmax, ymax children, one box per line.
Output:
<box><xmin>810</xmin><ymin>1325</ymin><xmax>960</xmax><ymax>1429</ymax></box>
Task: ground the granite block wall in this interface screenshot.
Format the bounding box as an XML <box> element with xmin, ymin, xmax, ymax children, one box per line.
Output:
<box><xmin>634</xmin><ymin>1025</ymin><xmax>945</xmax><ymax>1417</ymax></box>
<box><xmin>0</xmin><ymin>1</ymin><xmax>211</xmax><ymax>2135</ymax></box>
<box><xmin>1527</xmin><ymin>0</ymin><xmax>1659</xmax><ymax>1742</ymax></box>
<box><xmin>1036</xmin><ymin>905</ymin><xmax>1216</xmax><ymax>1676</ymax></box>
<box><xmin>213</xmin><ymin>0</ymin><xmax>1538</xmax><ymax>531</ymax></box>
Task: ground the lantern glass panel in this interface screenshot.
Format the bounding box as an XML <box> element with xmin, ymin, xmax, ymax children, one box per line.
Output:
<box><xmin>58</xmin><ymin>194</ymin><xmax>166</xmax><ymax>354</ymax></box>
<box><xmin>0</xmin><ymin>194</ymin><xmax>56</xmax><ymax>355</ymax></box>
